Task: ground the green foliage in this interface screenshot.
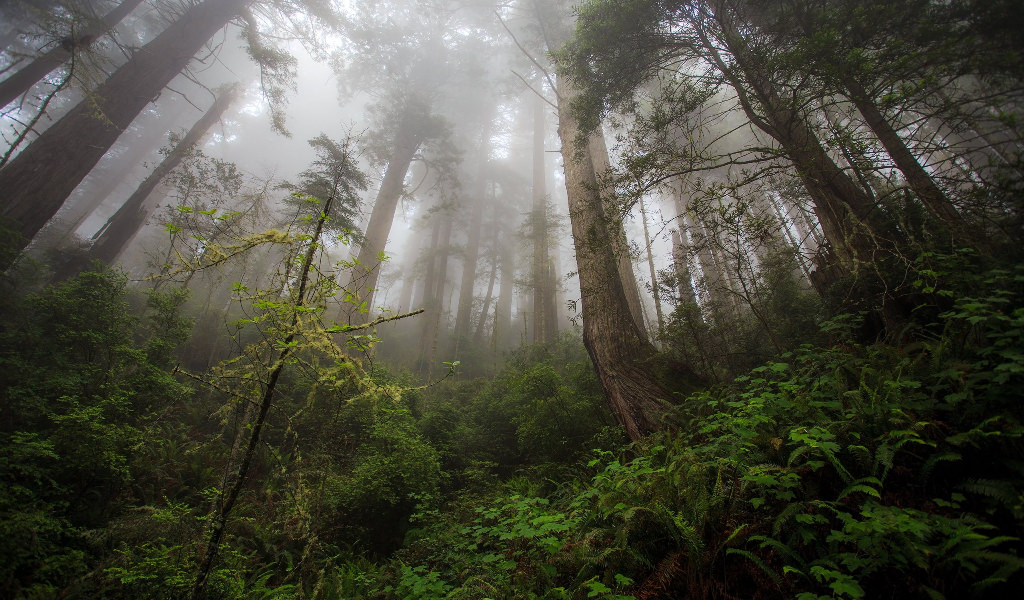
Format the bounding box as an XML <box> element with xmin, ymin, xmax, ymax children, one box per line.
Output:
<box><xmin>0</xmin><ymin>267</ymin><xmax>191</xmax><ymax>597</ymax></box>
<box><xmin>425</xmin><ymin>334</ymin><xmax>621</xmax><ymax>475</ymax></box>
<box><xmin>4</xmin><ymin>233</ymin><xmax>1022</xmax><ymax>600</ymax></box>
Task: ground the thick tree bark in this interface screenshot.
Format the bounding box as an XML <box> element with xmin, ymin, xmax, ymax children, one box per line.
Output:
<box><xmin>344</xmin><ymin>113</ymin><xmax>422</xmax><ymax>322</ymax></box>
<box><xmin>86</xmin><ymin>84</ymin><xmax>239</xmax><ymax>266</ymax></box>
<box><xmin>588</xmin><ymin>130</ymin><xmax>648</xmax><ymax>338</ymax></box>
<box><xmin>0</xmin><ymin>0</ymin><xmax>147</xmax><ymax>109</ymax></box>
<box><xmin>0</xmin><ymin>0</ymin><xmax>247</xmax><ymax>267</ymax></box>
<box><xmin>557</xmin><ymin>76</ymin><xmax>672</xmax><ymax>441</ymax></box>
<box><xmin>44</xmin><ymin>96</ymin><xmax>195</xmax><ymax>245</ymax></box>
<box><xmin>530</xmin><ymin>93</ymin><xmax>551</xmax><ymax>343</ymax></box>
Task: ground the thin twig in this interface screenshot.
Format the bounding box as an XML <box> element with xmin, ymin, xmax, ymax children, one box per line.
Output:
<box><xmin>331</xmin><ymin>308</ymin><xmax>425</xmax><ymax>333</ymax></box>
<box><xmin>511</xmin><ymin>68</ymin><xmax>557</xmax><ymax>109</ymax></box>
<box><xmin>494</xmin><ymin>10</ymin><xmax>560</xmax><ymax>103</ymax></box>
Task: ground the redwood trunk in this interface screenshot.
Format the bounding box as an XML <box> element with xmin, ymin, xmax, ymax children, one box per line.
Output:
<box><xmin>87</xmin><ymin>84</ymin><xmax>239</xmax><ymax>265</ymax></box>
<box><xmin>700</xmin><ymin>15</ymin><xmax>884</xmax><ymax>271</ymax></box>
<box><xmin>494</xmin><ymin>240</ymin><xmax>514</xmax><ymax>349</ymax></box>
<box><xmin>557</xmin><ymin>77</ymin><xmax>671</xmax><ymax>441</ymax></box>
<box><xmin>671</xmin><ymin>228</ymin><xmax>698</xmax><ymax>306</ymax></box>
<box><xmin>531</xmin><ymin>92</ymin><xmax>550</xmax><ymax>343</ymax></box>
<box><xmin>472</xmin><ymin>254</ymin><xmax>498</xmax><ymax>345</ymax></box>
<box><xmin>0</xmin><ymin>0</ymin><xmax>247</xmax><ymax>266</ymax></box>
<box><xmin>544</xmin><ymin>257</ymin><xmax>559</xmax><ymax>341</ymax></box>
<box><xmin>417</xmin><ymin>214</ymin><xmax>451</xmax><ymax>376</ymax></box>
<box><xmin>454</xmin><ymin>188</ymin><xmax>483</xmax><ymax>339</ymax></box>
<box><xmin>639</xmin><ymin>196</ymin><xmax>664</xmax><ymax>335</ymax></box>
<box><xmin>0</xmin><ymin>0</ymin><xmax>147</xmax><ymax>109</ymax></box>
<box><xmin>345</xmin><ymin>116</ymin><xmax>422</xmax><ymax>321</ymax></box>
<box><xmin>588</xmin><ymin>130</ymin><xmax>648</xmax><ymax>337</ymax></box>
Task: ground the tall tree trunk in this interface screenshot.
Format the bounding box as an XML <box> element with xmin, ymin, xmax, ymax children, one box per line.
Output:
<box><xmin>767</xmin><ymin>193</ymin><xmax>814</xmax><ymax>280</ymax></box>
<box><xmin>494</xmin><ymin>239</ymin><xmax>514</xmax><ymax>349</ymax></box>
<box><xmin>588</xmin><ymin>130</ymin><xmax>648</xmax><ymax>338</ymax></box>
<box><xmin>417</xmin><ymin>215</ymin><xmax>451</xmax><ymax>376</ymax></box>
<box><xmin>86</xmin><ymin>84</ymin><xmax>239</xmax><ymax>266</ymax></box>
<box><xmin>687</xmin><ymin>214</ymin><xmax>726</xmax><ymax>308</ymax></box>
<box><xmin>557</xmin><ymin>76</ymin><xmax>672</xmax><ymax>441</ymax></box>
<box><xmin>344</xmin><ymin>112</ymin><xmax>422</xmax><ymax>322</ymax></box>
<box><xmin>0</xmin><ymin>0</ymin><xmax>147</xmax><ymax>109</ymax></box>
<box><xmin>397</xmin><ymin>227</ymin><xmax>426</xmax><ymax>312</ymax></box>
<box><xmin>700</xmin><ymin>214</ymin><xmax>742</xmax><ymax>309</ymax></box>
<box><xmin>44</xmin><ymin>96</ymin><xmax>195</xmax><ymax>245</ymax></box>
<box><xmin>700</xmin><ymin>14</ymin><xmax>887</xmax><ymax>271</ymax></box>
<box><xmin>639</xmin><ymin>196</ymin><xmax>664</xmax><ymax>336</ymax></box>
<box><xmin>414</xmin><ymin>219</ymin><xmax>441</xmax><ymax>313</ymax></box>
<box><xmin>454</xmin><ymin>192</ymin><xmax>483</xmax><ymax>340</ymax></box>
<box><xmin>671</xmin><ymin>228</ymin><xmax>698</xmax><ymax>306</ymax></box>
<box><xmin>0</xmin><ymin>0</ymin><xmax>248</xmax><ymax>266</ymax></box>
<box><xmin>530</xmin><ymin>92</ymin><xmax>550</xmax><ymax>344</ymax></box>
<box><xmin>843</xmin><ymin>77</ymin><xmax>977</xmax><ymax>246</ymax></box>
<box><xmin>472</xmin><ymin>253</ymin><xmax>498</xmax><ymax>345</ymax></box>
<box><xmin>454</xmin><ymin>145</ymin><xmax>488</xmax><ymax>339</ymax></box>
<box><xmin>544</xmin><ymin>257</ymin><xmax>559</xmax><ymax>341</ymax></box>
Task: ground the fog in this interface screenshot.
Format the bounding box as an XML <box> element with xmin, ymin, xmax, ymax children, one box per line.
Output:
<box><xmin>4</xmin><ymin>0</ymin><xmax>1012</xmax><ymax>377</ymax></box>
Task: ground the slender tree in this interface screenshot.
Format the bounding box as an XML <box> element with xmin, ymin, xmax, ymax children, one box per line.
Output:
<box><xmin>85</xmin><ymin>84</ymin><xmax>240</xmax><ymax>267</ymax></box>
<box><xmin>454</xmin><ymin>179</ymin><xmax>485</xmax><ymax>340</ymax></box>
<box><xmin>189</xmin><ymin>134</ymin><xmax>370</xmax><ymax>600</ymax></box>
<box><xmin>529</xmin><ymin>92</ymin><xmax>552</xmax><ymax>343</ymax></box>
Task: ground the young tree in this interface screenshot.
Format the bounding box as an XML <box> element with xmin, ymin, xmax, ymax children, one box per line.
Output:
<box><xmin>186</xmin><ymin>134</ymin><xmax>375</xmax><ymax>598</ymax></box>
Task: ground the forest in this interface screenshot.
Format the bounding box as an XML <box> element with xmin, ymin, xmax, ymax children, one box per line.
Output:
<box><xmin>0</xmin><ymin>0</ymin><xmax>1022</xmax><ymax>598</ymax></box>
